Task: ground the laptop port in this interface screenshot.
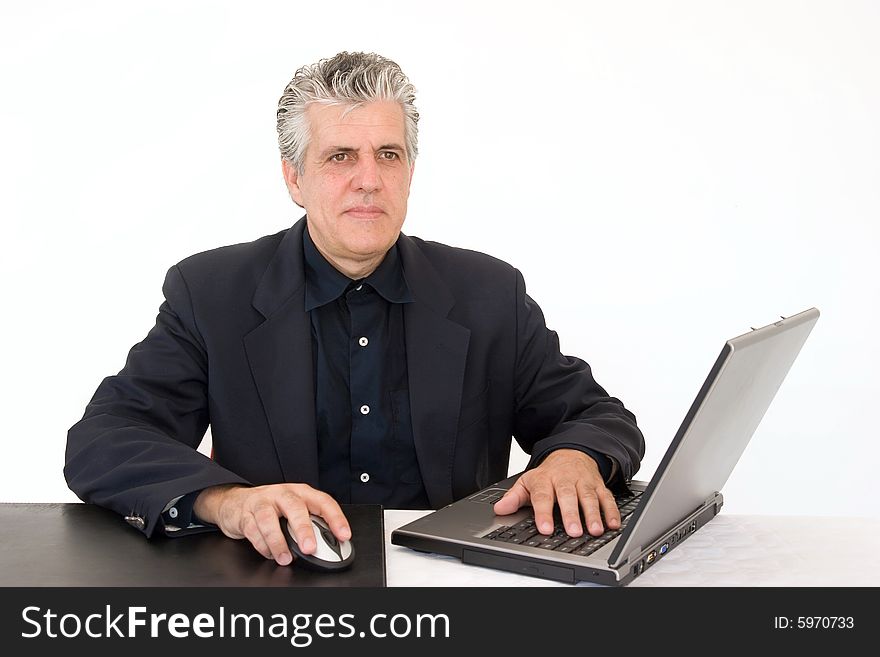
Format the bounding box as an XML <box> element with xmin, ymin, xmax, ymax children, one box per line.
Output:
<box><xmin>646</xmin><ymin>550</ymin><xmax>657</xmax><ymax>565</ymax></box>
<box><xmin>659</xmin><ymin>542</ymin><xmax>669</xmax><ymax>555</ymax></box>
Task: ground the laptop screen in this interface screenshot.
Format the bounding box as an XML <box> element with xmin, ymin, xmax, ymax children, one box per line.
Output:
<box><xmin>608</xmin><ymin>308</ymin><xmax>819</xmax><ymax>568</ymax></box>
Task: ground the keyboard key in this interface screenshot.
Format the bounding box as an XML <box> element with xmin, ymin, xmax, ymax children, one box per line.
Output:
<box><xmin>510</xmin><ymin>521</ymin><xmax>534</xmax><ymax>533</ymax></box>
<box><xmin>513</xmin><ymin>527</ymin><xmax>539</xmax><ymax>542</ymax></box>
<box><xmin>482</xmin><ymin>527</ymin><xmax>508</xmax><ymax>539</ymax></box>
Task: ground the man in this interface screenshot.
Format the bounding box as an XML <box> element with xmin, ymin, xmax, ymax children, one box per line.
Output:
<box><xmin>65</xmin><ymin>52</ymin><xmax>644</xmax><ymax>567</ymax></box>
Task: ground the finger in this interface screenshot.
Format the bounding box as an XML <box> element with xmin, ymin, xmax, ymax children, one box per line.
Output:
<box><xmin>492</xmin><ymin>480</ymin><xmax>530</xmax><ymax>516</ymax></box>
<box><xmin>283</xmin><ymin>502</ymin><xmax>319</xmax><ymax>557</ymax></box>
<box><xmin>576</xmin><ymin>483</ymin><xmax>604</xmax><ymax>536</ymax></box>
<box><xmin>598</xmin><ymin>487</ymin><xmax>621</xmax><ymax>530</ymax></box>
<box><xmin>306</xmin><ymin>491</ymin><xmax>352</xmax><ymax>542</ymax></box>
<box><xmin>254</xmin><ymin>504</ymin><xmax>294</xmax><ymax>565</ymax></box>
<box><xmin>526</xmin><ymin>478</ymin><xmax>556</xmax><ymax>535</ymax></box>
<box><xmin>241</xmin><ymin>515</ymin><xmax>273</xmax><ymax>560</ymax></box>
<box><xmin>554</xmin><ymin>482</ymin><xmax>583</xmax><ymax>537</ymax></box>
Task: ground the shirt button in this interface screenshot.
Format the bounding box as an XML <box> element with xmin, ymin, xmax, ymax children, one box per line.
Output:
<box><xmin>358</xmin><ymin>337</ymin><xmax>369</xmax><ymax>347</ymax></box>
<box><xmin>360</xmin><ymin>404</ymin><xmax>370</xmax><ymax>415</ymax></box>
<box><xmin>168</xmin><ymin>507</ymin><xmax>179</xmax><ymax>519</ymax></box>
<box><xmin>360</xmin><ymin>473</ymin><xmax>370</xmax><ymax>483</ymax></box>
<box><xmin>356</xmin><ymin>284</ymin><xmax>363</xmax><ymax>291</ymax></box>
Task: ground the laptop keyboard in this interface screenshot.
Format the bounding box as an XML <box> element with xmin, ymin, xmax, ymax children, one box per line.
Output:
<box><xmin>481</xmin><ymin>491</ymin><xmax>643</xmax><ymax>558</ymax></box>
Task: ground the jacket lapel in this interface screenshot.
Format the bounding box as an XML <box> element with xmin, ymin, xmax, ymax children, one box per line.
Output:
<box><xmin>398</xmin><ymin>236</ymin><xmax>471</xmax><ymax>508</ymax></box>
<box><xmin>243</xmin><ymin>217</ymin><xmax>320</xmax><ymax>487</ymax></box>
<box><xmin>241</xmin><ymin>220</ymin><xmax>471</xmax><ymax>506</ymax></box>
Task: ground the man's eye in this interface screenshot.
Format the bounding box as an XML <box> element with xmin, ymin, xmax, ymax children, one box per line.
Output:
<box><xmin>331</xmin><ymin>153</ymin><xmax>349</xmax><ymax>162</ymax></box>
<box><xmin>379</xmin><ymin>151</ymin><xmax>399</xmax><ymax>160</ymax></box>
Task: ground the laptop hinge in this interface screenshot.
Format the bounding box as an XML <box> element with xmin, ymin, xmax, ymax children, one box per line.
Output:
<box><xmin>703</xmin><ymin>491</ymin><xmax>724</xmax><ymax>513</ymax></box>
<box><xmin>623</xmin><ymin>546</ymin><xmax>642</xmax><ymax>566</ymax></box>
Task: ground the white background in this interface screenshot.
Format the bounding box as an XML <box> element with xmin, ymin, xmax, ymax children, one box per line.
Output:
<box><xmin>2</xmin><ymin>1</ymin><xmax>877</xmax><ymax>518</ymax></box>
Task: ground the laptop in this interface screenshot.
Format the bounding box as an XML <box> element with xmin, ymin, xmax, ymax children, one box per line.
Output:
<box><xmin>392</xmin><ymin>307</ymin><xmax>820</xmax><ymax>586</ymax></box>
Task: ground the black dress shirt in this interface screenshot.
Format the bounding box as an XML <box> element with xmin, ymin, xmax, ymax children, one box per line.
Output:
<box><xmin>303</xmin><ymin>227</ymin><xmax>430</xmax><ymax>509</ymax></box>
<box><xmin>160</xmin><ymin>228</ymin><xmax>615</xmax><ymax>529</ymax></box>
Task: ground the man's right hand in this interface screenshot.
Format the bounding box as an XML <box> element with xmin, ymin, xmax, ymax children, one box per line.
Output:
<box><xmin>193</xmin><ymin>483</ymin><xmax>351</xmax><ymax>566</ymax></box>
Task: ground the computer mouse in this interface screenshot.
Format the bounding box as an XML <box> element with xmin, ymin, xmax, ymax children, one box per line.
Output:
<box><xmin>280</xmin><ymin>515</ymin><xmax>355</xmax><ymax>572</ymax></box>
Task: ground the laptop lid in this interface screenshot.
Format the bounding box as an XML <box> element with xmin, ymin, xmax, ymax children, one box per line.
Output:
<box><xmin>607</xmin><ymin>307</ymin><xmax>819</xmax><ymax>568</ymax></box>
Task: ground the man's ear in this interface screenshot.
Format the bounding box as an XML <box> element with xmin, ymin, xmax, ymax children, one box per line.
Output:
<box><xmin>281</xmin><ymin>158</ymin><xmax>305</xmax><ymax>208</ymax></box>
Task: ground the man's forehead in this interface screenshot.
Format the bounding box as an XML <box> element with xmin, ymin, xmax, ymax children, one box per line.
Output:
<box><xmin>307</xmin><ymin>101</ymin><xmax>406</xmax><ymax>145</ymax></box>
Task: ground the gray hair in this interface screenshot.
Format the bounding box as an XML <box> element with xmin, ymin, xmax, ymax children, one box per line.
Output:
<box><xmin>276</xmin><ymin>52</ymin><xmax>419</xmax><ymax>173</ymax></box>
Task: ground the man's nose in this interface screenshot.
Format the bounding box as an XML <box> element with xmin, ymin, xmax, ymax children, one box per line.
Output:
<box><xmin>352</xmin><ymin>156</ymin><xmax>381</xmax><ymax>193</ymax></box>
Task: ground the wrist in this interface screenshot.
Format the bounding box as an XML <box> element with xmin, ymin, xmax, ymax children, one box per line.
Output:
<box><xmin>544</xmin><ymin>448</ymin><xmax>593</xmax><ymax>467</ymax></box>
<box><xmin>193</xmin><ymin>484</ymin><xmax>246</xmax><ymax>525</ymax></box>
<box><xmin>544</xmin><ymin>447</ymin><xmax>613</xmax><ymax>483</ymax></box>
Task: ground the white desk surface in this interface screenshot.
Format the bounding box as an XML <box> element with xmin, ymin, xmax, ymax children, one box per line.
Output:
<box><xmin>384</xmin><ymin>510</ymin><xmax>880</xmax><ymax>587</ymax></box>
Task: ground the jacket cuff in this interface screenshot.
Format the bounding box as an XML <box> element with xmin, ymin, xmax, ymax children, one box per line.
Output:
<box><xmin>161</xmin><ymin>490</ymin><xmax>218</xmax><ymax>537</ymax></box>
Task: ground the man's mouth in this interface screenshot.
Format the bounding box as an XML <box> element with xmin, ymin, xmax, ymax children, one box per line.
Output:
<box><xmin>345</xmin><ymin>205</ymin><xmax>384</xmax><ymax>219</ymax></box>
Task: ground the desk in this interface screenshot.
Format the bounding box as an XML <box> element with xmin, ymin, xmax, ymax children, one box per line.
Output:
<box><xmin>2</xmin><ymin>504</ymin><xmax>878</xmax><ymax>586</ymax></box>
<box><xmin>0</xmin><ymin>503</ymin><xmax>385</xmax><ymax>587</ymax></box>
<box><xmin>385</xmin><ymin>510</ymin><xmax>880</xmax><ymax>586</ymax></box>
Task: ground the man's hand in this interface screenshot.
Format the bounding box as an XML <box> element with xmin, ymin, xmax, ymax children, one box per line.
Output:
<box><xmin>193</xmin><ymin>483</ymin><xmax>351</xmax><ymax>566</ymax></box>
<box><xmin>493</xmin><ymin>449</ymin><xmax>620</xmax><ymax>537</ymax></box>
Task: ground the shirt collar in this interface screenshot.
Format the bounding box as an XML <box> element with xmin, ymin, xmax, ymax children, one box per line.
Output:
<box><xmin>303</xmin><ymin>224</ymin><xmax>413</xmax><ymax>311</ymax></box>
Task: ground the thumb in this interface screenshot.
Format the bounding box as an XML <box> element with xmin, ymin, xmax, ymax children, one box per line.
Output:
<box><xmin>493</xmin><ymin>480</ymin><xmax>529</xmax><ymax>515</ymax></box>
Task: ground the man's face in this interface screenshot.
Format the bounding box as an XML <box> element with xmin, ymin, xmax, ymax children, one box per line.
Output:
<box><xmin>282</xmin><ymin>100</ymin><xmax>414</xmax><ymax>273</ymax></box>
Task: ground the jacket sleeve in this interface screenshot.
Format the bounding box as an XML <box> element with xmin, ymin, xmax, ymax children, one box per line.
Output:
<box><xmin>511</xmin><ymin>269</ymin><xmax>645</xmax><ymax>484</ymax></box>
<box><xmin>64</xmin><ymin>264</ymin><xmax>250</xmax><ymax>537</ymax></box>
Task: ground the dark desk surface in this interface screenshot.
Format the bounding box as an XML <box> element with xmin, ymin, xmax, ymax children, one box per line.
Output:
<box><xmin>0</xmin><ymin>503</ymin><xmax>385</xmax><ymax>587</ymax></box>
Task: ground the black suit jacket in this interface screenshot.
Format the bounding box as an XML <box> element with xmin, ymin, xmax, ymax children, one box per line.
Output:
<box><xmin>65</xmin><ymin>218</ymin><xmax>644</xmax><ymax>537</ymax></box>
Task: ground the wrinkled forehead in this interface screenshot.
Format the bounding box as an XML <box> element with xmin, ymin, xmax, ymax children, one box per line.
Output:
<box><xmin>305</xmin><ymin>101</ymin><xmax>407</xmax><ymax>152</ymax></box>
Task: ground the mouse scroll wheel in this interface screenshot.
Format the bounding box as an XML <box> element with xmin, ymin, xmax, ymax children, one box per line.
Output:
<box><xmin>320</xmin><ymin>526</ymin><xmax>338</xmax><ymax>547</ymax></box>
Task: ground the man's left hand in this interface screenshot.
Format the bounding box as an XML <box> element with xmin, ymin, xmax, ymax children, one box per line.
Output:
<box><xmin>492</xmin><ymin>449</ymin><xmax>620</xmax><ymax>537</ymax></box>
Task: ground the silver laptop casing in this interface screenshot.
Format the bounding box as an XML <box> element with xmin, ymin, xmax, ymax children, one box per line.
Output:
<box><xmin>392</xmin><ymin>308</ymin><xmax>819</xmax><ymax>585</ymax></box>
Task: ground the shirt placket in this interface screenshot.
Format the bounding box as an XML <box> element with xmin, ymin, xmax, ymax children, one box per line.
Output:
<box><xmin>347</xmin><ymin>283</ymin><xmax>382</xmax><ymax>502</ymax></box>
